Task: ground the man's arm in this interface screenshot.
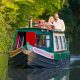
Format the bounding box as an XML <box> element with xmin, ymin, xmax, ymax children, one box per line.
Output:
<box><xmin>61</xmin><ymin>20</ymin><xmax>65</xmax><ymax>31</ymax></box>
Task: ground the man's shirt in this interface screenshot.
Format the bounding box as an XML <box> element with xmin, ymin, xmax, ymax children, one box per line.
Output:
<box><xmin>54</xmin><ymin>18</ymin><xmax>65</xmax><ymax>31</ymax></box>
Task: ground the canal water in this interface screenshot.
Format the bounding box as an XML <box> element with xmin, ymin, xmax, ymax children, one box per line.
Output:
<box><xmin>8</xmin><ymin>55</ymin><xmax>80</xmax><ymax>80</ymax></box>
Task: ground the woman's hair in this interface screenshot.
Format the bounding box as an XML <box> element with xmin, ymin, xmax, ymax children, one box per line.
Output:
<box><xmin>48</xmin><ymin>16</ymin><xmax>54</xmax><ymax>22</ymax></box>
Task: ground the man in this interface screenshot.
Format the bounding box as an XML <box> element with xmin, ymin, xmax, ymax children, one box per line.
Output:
<box><xmin>54</xmin><ymin>13</ymin><xmax>65</xmax><ymax>31</ymax></box>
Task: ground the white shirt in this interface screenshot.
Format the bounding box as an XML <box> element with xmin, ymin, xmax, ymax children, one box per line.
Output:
<box><xmin>54</xmin><ymin>19</ymin><xmax>65</xmax><ymax>31</ymax></box>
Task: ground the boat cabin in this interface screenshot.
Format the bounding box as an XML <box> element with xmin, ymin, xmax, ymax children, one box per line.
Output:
<box><xmin>12</xmin><ymin>28</ymin><xmax>67</xmax><ymax>53</ymax></box>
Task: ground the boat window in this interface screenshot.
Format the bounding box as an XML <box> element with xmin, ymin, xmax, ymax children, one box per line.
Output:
<box><xmin>46</xmin><ymin>35</ymin><xmax>50</xmax><ymax>48</ymax></box>
<box><xmin>36</xmin><ymin>34</ymin><xmax>50</xmax><ymax>48</ymax></box>
<box><xmin>55</xmin><ymin>36</ymin><xmax>59</xmax><ymax>50</ymax></box>
<box><xmin>14</xmin><ymin>32</ymin><xmax>26</xmax><ymax>49</ymax></box>
<box><xmin>53</xmin><ymin>33</ymin><xmax>67</xmax><ymax>52</ymax></box>
<box><xmin>59</xmin><ymin>36</ymin><xmax>63</xmax><ymax>49</ymax></box>
<box><xmin>63</xmin><ymin>36</ymin><xmax>66</xmax><ymax>49</ymax></box>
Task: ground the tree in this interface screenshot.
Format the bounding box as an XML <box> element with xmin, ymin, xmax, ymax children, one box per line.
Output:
<box><xmin>37</xmin><ymin>0</ymin><xmax>63</xmax><ymax>20</ymax></box>
<box><xmin>0</xmin><ymin>0</ymin><xmax>64</xmax><ymax>52</ymax></box>
<box><xmin>65</xmin><ymin>0</ymin><xmax>80</xmax><ymax>54</ymax></box>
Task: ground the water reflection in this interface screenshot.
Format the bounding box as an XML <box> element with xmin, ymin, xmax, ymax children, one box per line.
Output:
<box><xmin>69</xmin><ymin>68</ymin><xmax>80</xmax><ymax>80</ymax></box>
<box><xmin>9</xmin><ymin>55</ymin><xmax>80</xmax><ymax>80</ymax></box>
<box><xmin>69</xmin><ymin>55</ymin><xmax>80</xmax><ymax>80</ymax></box>
<box><xmin>9</xmin><ymin>68</ymin><xmax>69</xmax><ymax>80</ymax></box>
<box><xmin>70</xmin><ymin>55</ymin><xmax>80</xmax><ymax>64</ymax></box>
<box><xmin>27</xmin><ymin>69</ymin><xmax>69</xmax><ymax>80</ymax></box>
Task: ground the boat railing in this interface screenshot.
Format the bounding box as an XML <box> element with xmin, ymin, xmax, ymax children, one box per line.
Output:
<box><xmin>30</xmin><ymin>20</ymin><xmax>65</xmax><ymax>32</ymax></box>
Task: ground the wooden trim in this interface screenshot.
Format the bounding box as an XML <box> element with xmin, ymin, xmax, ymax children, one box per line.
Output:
<box><xmin>10</xmin><ymin>48</ymin><xmax>22</xmax><ymax>57</ymax></box>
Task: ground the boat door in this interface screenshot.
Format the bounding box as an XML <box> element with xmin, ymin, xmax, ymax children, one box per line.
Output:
<box><xmin>26</xmin><ymin>32</ymin><xmax>37</xmax><ymax>46</ymax></box>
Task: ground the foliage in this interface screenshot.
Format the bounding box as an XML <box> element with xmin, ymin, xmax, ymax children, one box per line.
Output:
<box><xmin>68</xmin><ymin>0</ymin><xmax>80</xmax><ymax>54</ymax></box>
<box><xmin>0</xmin><ymin>53</ymin><xmax>8</xmax><ymax>80</ymax></box>
<box><xmin>0</xmin><ymin>0</ymin><xmax>64</xmax><ymax>52</ymax></box>
<box><xmin>0</xmin><ymin>12</ymin><xmax>11</xmax><ymax>52</ymax></box>
<box><xmin>37</xmin><ymin>0</ymin><xmax>63</xmax><ymax>20</ymax></box>
<box><xmin>69</xmin><ymin>0</ymin><xmax>80</xmax><ymax>31</ymax></box>
<box><xmin>0</xmin><ymin>0</ymin><xmax>65</xmax><ymax>53</ymax></box>
<box><xmin>0</xmin><ymin>11</ymin><xmax>9</xmax><ymax>80</ymax></box>
<box><xmin>0</xmin><ymin>0</ymin><xmax>64</xmax><ymax>28</ymax></box>
<box><xmin>59</xmin><ymin>6</ymin><xmax>76</xmax><ymax>33</ymax></box>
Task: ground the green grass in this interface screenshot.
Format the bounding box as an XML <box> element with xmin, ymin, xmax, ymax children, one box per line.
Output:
<box><xmin>0</xmin><ymin>53</ymin><xmax>8</xmax><ymax>80</ymax></box>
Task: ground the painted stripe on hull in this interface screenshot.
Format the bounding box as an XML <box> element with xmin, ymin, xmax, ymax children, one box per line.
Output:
<box><xmin>27</xmin><ymin>52</ymin><xmax>58</xmax><ymax>65</ymax></box>
<box><xmin>33</xmin><ymin>47</ymin><xmax>54</xmax><ymax>59</ymax></box>
<box><xmin>27</xmin><ymin>52</ymin><xmax>61</xmax><ymax>68</ymax></box>
<box><xmin>27</xmin><ymin>44</ymin><xmax>54</xmax><ymax>59</ymax></box>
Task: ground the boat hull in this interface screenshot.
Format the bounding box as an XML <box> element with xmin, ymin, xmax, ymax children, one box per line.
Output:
<box><xmin>9</xmin><ymin>52</ymin><xmax>28</xmax><ymax>68</ymax></box>
<box><xmin>9</xmin><ymin>49</ymin><xmax>69</xmax><ymax>68</ymax></box>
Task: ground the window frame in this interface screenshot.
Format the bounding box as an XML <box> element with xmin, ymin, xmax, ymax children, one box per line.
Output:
<box><xmin>36</xmin><ymin>34</ymin><xmax>51</xmax><ymax>49</ymax></box>
<box><xmin>53</xmin><ymin>33</ymin><xmax>67</xmax><ymax>52</ymax></box>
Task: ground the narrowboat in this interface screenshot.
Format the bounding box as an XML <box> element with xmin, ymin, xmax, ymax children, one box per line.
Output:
<box><xmin>9</xmin><ymin>28</ymin><xmax>70</xmax><ymax>68</ymax></box>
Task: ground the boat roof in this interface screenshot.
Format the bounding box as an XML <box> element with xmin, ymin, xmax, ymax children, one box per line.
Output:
<box><xmin>16</xmin><ymin>28</ymin><xmax>64</xmax><ymax>34</ymax></box>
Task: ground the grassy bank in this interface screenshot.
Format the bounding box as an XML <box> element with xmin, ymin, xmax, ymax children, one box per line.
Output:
<box><xmin>0</xmin><ymin>52</ymin><xmax>8</xmax><ymax>80</ymax></box>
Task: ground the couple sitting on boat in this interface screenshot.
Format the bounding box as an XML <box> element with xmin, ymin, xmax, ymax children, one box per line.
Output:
<box><xmin>39</xmin><ymin>13</ymin><xmax>65</xmax><ymax>31</ymax></box>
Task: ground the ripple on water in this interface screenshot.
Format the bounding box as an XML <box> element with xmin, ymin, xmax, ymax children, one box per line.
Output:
<box><xmin>70</xmin><ymin>55</ymin><xmax>80</xmax><ymax>69</ymax></box>
<box><xmin>70</xmin><ymin>55</ymin><xmax>80</xmax><ymax>63</ymax></box>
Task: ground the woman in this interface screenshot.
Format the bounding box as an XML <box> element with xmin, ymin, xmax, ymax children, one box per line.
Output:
<box><xmin>47</xmin><ymin>16</ymin><xmax>55</xmax><ymax>30</ymax></box>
